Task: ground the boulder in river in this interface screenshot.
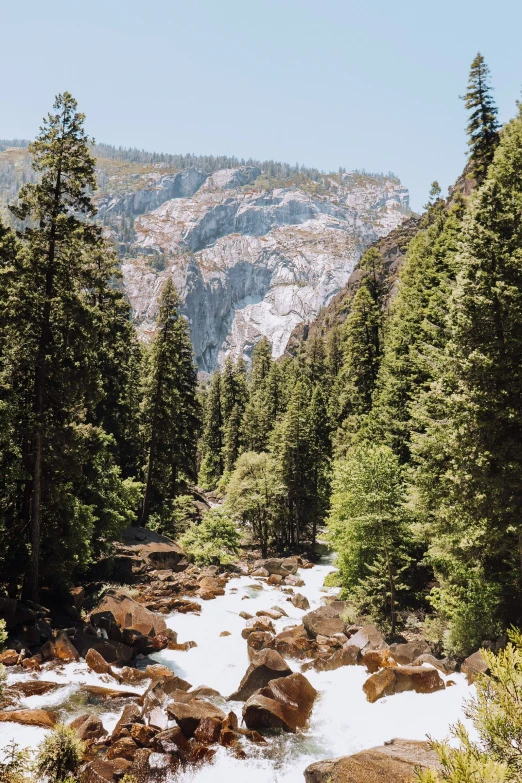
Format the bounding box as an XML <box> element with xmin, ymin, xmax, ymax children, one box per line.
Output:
<box><xmin>80</xmin><ymin>758</ymin><xmax>132</xmax><ymax>783</ymax></box>
<box><xmin>345</xmin><ymin>624</ymin><xmax>388</xmax><ymax>658</ymax></box>
<box><xmin>0</xmin><ymin>709</ymin><xmax>57</xmax><ymax>728</ymax></box>
<box><xmin>304</xmin><ymin>738</ymin><xmax>441</xmax><ymax>782</ymax></box>
<box><xmin>241</xmin><ymin>616</ymin><xmax>275</xmax><ymax>638</ymax></box>
<box><xmin>243</xmin><ymin>672</ymin><xmax>317</xmax><ymax>733</ymax></box>
<box><xmin>229</xmin><ymin>649</ymin><xmax>293</xmax><ymax>701</ymax></box>
<box><xmin>303</xmin><ymin>605</ymin><xmax>345</xmax><ymax>638</ymax></box>
<box><xmin>461</xmin><ymin>650</ymin><xmax>488</xmax><ymax>684</ymax></box>
<box><xmin>86</xmin><ymin>647</ymin><xmax>111</xmax><ymax>674</ymax></box>
<box><xmin>290</xmin><ymin>593</ymin><xmax>310</xmax><ymax>611</ymax></box>
<box><xmin>70</xmin><ymin>713</ymin><xmax>108</xmax><ymax>741</ymax></box>
<box><xmin>389</xmin><ymin>640</ymin><xmax>431</xmax><ymax>665</ymax></box>
<box><xmin>363</xmin><ymin>665</ymin><xmax>445</xmax><ymax>703</ymax></box>
<box><xmin>167</xmin><ymin>698</ymin><xmax>226</xmax><ymax>738</ymax></box>
<box><xmin>42</xmin><ymin>630</ymin><xmax>80</xmax><ymax>662</ymax></box>
<box><xmin>92</xmin><ymin>590</ymin><xmax>167</xmax><ymax>638</ymax></box>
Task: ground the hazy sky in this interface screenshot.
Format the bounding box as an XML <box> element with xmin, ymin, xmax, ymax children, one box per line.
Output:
<box><xmin>2</xmin><ymin>0</ymin><xmax>521</xmax><ymax>210</ymax></box>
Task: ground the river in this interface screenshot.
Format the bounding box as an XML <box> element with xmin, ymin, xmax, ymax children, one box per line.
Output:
<box><xmin>1</xmin><ymin>553</ymin><xmax>473</xmax><ymax>781</ymax></box>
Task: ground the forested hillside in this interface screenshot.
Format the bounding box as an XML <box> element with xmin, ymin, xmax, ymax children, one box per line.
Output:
<box><xmin>2</xmin><ymin>51</ymin><xmax>522</xmax><ymax>782</ymax></box>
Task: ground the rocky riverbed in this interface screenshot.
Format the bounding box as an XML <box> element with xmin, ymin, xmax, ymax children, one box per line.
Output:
<box><xmin>0</xmin><ymin>536</ymin><xmax>476</xmax><ymax>782</ymax></box>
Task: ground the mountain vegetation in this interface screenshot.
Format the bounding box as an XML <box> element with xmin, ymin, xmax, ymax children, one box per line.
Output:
<box><xmin>1</xmin><ymin>52</ymin><xmax>521</xmax><ymax>698</ymax></box>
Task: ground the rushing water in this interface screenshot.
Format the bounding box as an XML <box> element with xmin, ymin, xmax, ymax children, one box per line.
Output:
<box><xmin>1</xmin><ymin>554</ymin><xmax>474</xmax><ymax>781</ymax></box>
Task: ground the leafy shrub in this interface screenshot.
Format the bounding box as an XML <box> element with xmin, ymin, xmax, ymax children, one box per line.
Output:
<box><xmin>0</xmin><ymin>619</ymin><xmax>7</xmax><ymax>649</ymax></box>
<box><xmin>417</xmin><ymin>629</ymin><xmax>522</xmax><ymax>782</ymax></box>
<box><xmin>180</xmin><ymin>507</ymin><xmax>240</xmax><ymax>565</ymax></box>
<box><xmin>0</xmin><ymin>663</ymin><xmax>5</xmax><ymax>696</ymax></box>
<box><xmin>0</xmin><ymin>740</ymin><xmax>29</xmax><ymax>783</ymax></box>
<box><xmin>35</xmin><ymin>724</ymin><xmax>84</xmax><ymax>783</ymax></box>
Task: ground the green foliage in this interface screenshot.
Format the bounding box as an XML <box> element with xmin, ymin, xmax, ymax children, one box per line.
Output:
<box><xmin>148</xmin><ymin>494</ymin><xmax>197</xmax><ymax>538</ymax></box>
<box><xmin>418</xmin><ymin>632</ymin><xmax>522</xmax><ymax>782</ymax></box>
<box><xmin>226</xmin><ymin>451</ymin><xmax>284</xmax><ymax>557</ymax></box>
<box><xmin>139</xmin><ymin>278</ymin><xmax>200</xmax><ymax>525</ymax></box>
<box><xmin>0</xmin><ymin>740</ymin><xmax>29</xmax><ymax>783</ymax></box>
<box><xmin>180</xmin><ymin>507</ymin><xmax>240</xmax><ymax>565</ymax></box>
<box><xmin>35</xmin><ymin>724</ymin><xmax>84</xmax><ymax>783</ymax></box>
<box><xmin>0</xmin><ymin>619</ymin><xmax>6</xmax><ymax>648</ymax></box>
<box><xmin>461</xmin><ymin>53</ymin><xmax>500</xmax><ymax>183</ymax></box>
<box><xmin>327</xmin><ymin>442</ymin><xmax>411</xmax><ymax>633</ymax></box>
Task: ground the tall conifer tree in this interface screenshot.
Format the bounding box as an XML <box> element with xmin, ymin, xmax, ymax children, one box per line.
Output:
<box><xmin>461</xmin><ymin>53</ymin><xmax>500</xmax><ymax>183</ymax></box>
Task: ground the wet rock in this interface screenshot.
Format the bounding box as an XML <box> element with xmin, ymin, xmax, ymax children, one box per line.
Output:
<box><xmin>152</xmin><ymin>726</ymin><xmax>190</xmax><ymax>755</ymax></box>
<box><xmin>314</xmin><ymin>644</ymin><xmax>359</xmax><ymax>672</ymax></box>
<box><xmin>389</xmin><ymin>640</ymin><xmax>431</xmax><ymax>665</ymax></box>
<box><xmin>132</xmin><ymin>749</ymin><xmax>180</xmax><ymax>783</ymax></box>
<box><xmin>118</xmin><ymin>666</ymin><xmax>151</xmax><ymax>685</ymax></box>
<box><xmin>268</xmin><ymin>574</ymin><xmax>283</xmax><ymax>586</ymax></box>
<box><xmin>363</xmin><ymin>665</ymin><xmax>445</xmax><ymax>703</ymax></box>
<box><xmin>304</xmin><ymin>738</ymin><xmax>441</xmax><ymax>782</ymax></box>
<box><xmin>111</xmin><ymin>704</ymin><xmax>142</xmax><ymax>740</ymax></box>
<box><xmin>284</xmin><ymin>574</ymin><xmax>305</xmax><ymax>587</ymax></box>
<box><xmin>193</xmin><ymin>716</ymin><xmax>222</xmax><ymax>744</ymax></box>
<box><xmin>412</xmin><ymin>654</ymin><xmax>456</xmax><ymax>675</ymax></box>
<box><xmin>220</xmin><ymin>631</ymin><xmax>231</xmax><ymax>637</ymax></box>
<box><xmin>256</xmin><ymin>608</ymin><xmax>283</xmax><ymax>620</ymax></box>
<box><xmin>189</xmin><ymin>686</ymin><xmax>222</xmax><ymax>700</ymax></box>
<box><xmin>346</xmin><ymin>624</ymin><xmax>388</xmax><ymax>658</ymax></box>
<box><xmin>236</xmin><ymin>727</ymin><xmax>267</xmax><ymax>743</ymax></box>
<box><xmin>263</xmin><ymin>558</ymin><xmax>297</xmax><ymax>577</ymax></box>
<box><xmin>11</xmin><ymin>680</ymin><xmax>61</xmax><ymax>697</ymax></box>
<box><xmin>361</xmin><ymin>648</ymin><xmax>398</xmax><ymax>673</ymax></box>
<box><xmin>107</xmin><ymin>737</ymin><xmax>138</xmax><ymax>761</ymax></box>
<box><xmin>82</xmin><ymin>685</ymin><xmax>141</xmax><ymax>701</ymax></box>
<box><xmin>166</xmin><ymin>698</ymin><xmax>226</xmax><ymax>738</ymax></box>
<box><xmin>129</xmin><ymin>723</ymin><xmax>158</xmax><ymax>747</ymax></box>
<box><xmin>251</xmin><ymin>567</ymin><xmax>269</xmax><ymax>577</ymax></box>
<box><xmin>42</xmin><ymin>631</ymin><xmax>80</xmax><ymax>662</ymax></box>
<box><xmin>241</xmin><ymin>617</ymin><xmax>275</xmax><ymax>638</ymax></box>
<box><xmin>70</xmin><ymin>714</ymin><xmax>108</xmax><ymax>741</ymax></box>
<box><xmin>239</xmin><ymin>611</ymin><xmax>253</xmax><ymax>620</ymax></box>
<box><xmin>303</xmin><ymin>606</ymin><xmax>345</xmax><ymax>639</ymax></box>
<box><xmin>0</xmin><ymin>650</ymin><xmax>19</xmax><ymax>666</ymax></box>
<box><xmin>290</xmin><ymin>593</ymin><xmax>310</xmax><ymax>611</ymax></box>
<box><xmin>0</xmin><ymin>709</ymin><xmax>57</xmax><ymax>728</ymax></box>
<box><xmin>144</xmin><ymin>664</ymin><xmax>181</xmax><ymax>681</ymax></box>
<box><xmin>21</xmin><ymin>655</ymin><xmax>43</xmax><ymax>670</ymax></box>
<box><xmin>229</xmin><ymin>649</ymin><xmax>293</xmax><ymax>701</ymax></box>
<box><xmin>270</xmin><ymin>625</ymin><xmax>311</xmax><ymax>659</ymax></box>
<box><xmin>80</xmin><ymin>758</ymin><xmax>131</xmax><ymax>783</ymax></box>
<box><xmin>92</xmin><ymin>590</ymin><xmax>167</xmax><ymax>638</ymax></box>
<box><xmin>461</xmin><ymin>650</ymin><xmax>488</xmax><ymax>684</ymax></box>
<box><xmin>86</xmin><ymin>648</ymin><xmax>111</xmax><ymax>675</ymax></box>
<box><xmin>247</xmin><ymin>631</ymin><xmax>274</xmax><ymax>652</ymax></box>
<box><xmin>243</xmin><ymin>672</ymin><xmax>317</xmax><ymax>733</ymax></box>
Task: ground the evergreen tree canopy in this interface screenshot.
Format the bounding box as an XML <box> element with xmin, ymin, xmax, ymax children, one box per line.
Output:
<box><xmin>461</xmin><ymin>53</ymin><xmax>500</xmax><ymax>182</ymax></box>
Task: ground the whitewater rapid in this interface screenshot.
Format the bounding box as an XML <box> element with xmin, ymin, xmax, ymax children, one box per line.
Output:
<box><xmin>0</xmin><ymin>555</ymin><xmax>474</xmax><ymax>781</ymax></box>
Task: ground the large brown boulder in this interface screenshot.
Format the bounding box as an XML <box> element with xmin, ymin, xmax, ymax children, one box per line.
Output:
<box><xmin>166</xmin><ymin>698</ymin><xmax>226</xmax><ymax>738</ymax></box>
<box><xmin>290</xmin><ymin>593</ymin><xmax>310</xmax><ymax>611</ymax></box>
<box><xmin>42</xmin><ymin>631</ymin><xmax>80</xmax><ymax>662</ymax></box>
<box><xmin>461</xmin><ymin>650</ymin><xmax>488</xmax><ymax>684</ymax></box>
<box><xmin>363</xmin><ymin>666</ymin><xmax>445</xmax><ymax>703</ymax></box>
<box><xmin>229</xmin><ymin>649</ymin><xmax>293</xmax><ymax>701</ymax></box>
<box><xmin>346</xmin><ymin>625</ymin><xmax>388</xmax><ymax>657</ymax></box>
<box><xmin>243</xmin><ymin>672</ymin><xmax>317</xmax><ymax>733</ymax></box>
<box><xmin>389</xmin><ymin>640</ymin><xmax>431</xmax><ymax>665</ymax></box>
<box><xmin>92</xmin><ymin>590</ymin><xmax>167</xmax><ymax>638</ymax></box>
<box><xmin>70</xmin><ymin>714</ymin><xmax>108</xmax><ymax>741</ymax></box>
<box><xmin>129</xmin><ymin>747</ymin><xmax>180</xmax><ymax>783</ymax></box>
<box><xmin>120</xmin><ymin>527</ymin><xmax>185</xmax><ymax>571</ymax></box>
<box><xmin>314</xmin><ymin>644</ymin><xmax>359</xmax><ymax>672</ymax></box>
<box><xmin>241</xmin><ymin>616</ymin><xmax>275</xmax><ymax>638</ymax></box>
<box><xmin>0</xmin><ymin>709</ymin><xmax>57</xmax><ymax>728</ymax></box>
<box><xmin>304</xmin><ymin>739</ymin><xmax>441</xmax><ymax>782</ymax></box>
<box><xmin>303</xmin><ymin>606</ymin><xmax>345</xmax><ymax>638</ymax></box>
<box><xmin>86</xmin><ymin>648</ymin><xmax>111</xmax><ymax>675</ymax></box>
<box><xmin>80</xmin><ymin>759</ymin><xmax>131</xmax><ymax>783</ymax></box>
<box><xmin>269</xmin><ymin>624</ymin><xmax>312</xmax><ymax>659</ymax></box>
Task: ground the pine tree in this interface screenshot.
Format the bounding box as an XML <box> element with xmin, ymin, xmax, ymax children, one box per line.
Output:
<box><xmin>461</xmin><ymin>53</ymin><xmax>500</xmax><ymax>183</ymax></box>
<box><xmin>308</xmin><ymin>384</ymin><xmax>332</xmax><ymax>553</ymax></box>
<box><xmin>2</xmin><ymin>93</ymin><xmax>126</xmax><ymax>597</ymax></box>
<box><xmin>412</xmin><ymin>112</ymin><xmax>522</xmax><ymax>653</ymax></box>
<box><xmin>220</xmin><ymin>357</ymin><xmax>248</xmax><ymax>478</ymax></box>
<box><xmin>273</xmin><ymin>380</ymin><xmax>312</xmax><ymax>547</ymax></box>
<box><xmin>139</xmin><ymin>278</ymin><xmax>200</xmax><ymax>526</ymax></box>
<box><xmin>198</xmin><ymin>371</ymin><xmax>223</xmax><ymax>489</ymax></box>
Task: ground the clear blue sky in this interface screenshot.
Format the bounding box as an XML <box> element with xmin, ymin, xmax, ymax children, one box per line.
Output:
<box><xmin>2</xmin><ymin>0</ymin><xmax>521</xmax><ymax>210</ymax></box>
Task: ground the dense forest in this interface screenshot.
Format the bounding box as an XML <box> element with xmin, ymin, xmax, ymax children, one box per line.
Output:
<box><xmin>2</xmin><ymin>52</ymin><xmax>522</xmax><ymax>781</ymax></box>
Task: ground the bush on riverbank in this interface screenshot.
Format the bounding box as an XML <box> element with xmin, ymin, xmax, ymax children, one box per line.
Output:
<box><xmin>181</xmin><ymin>507</ymin><xmax>240</xmax><ymax>565</ymax></box>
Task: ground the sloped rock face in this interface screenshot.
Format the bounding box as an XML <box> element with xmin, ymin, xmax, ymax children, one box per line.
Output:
<box><xmin>119</xmin><ymin>169</ymin><xmax>410</xmax><ymax>371</ymax></box>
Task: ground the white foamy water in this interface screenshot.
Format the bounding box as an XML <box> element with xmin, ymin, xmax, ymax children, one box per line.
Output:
<box><xmin>1</xmin><ymin>555</ymin><xmax>474</xmax><ymax>781</ymax></box>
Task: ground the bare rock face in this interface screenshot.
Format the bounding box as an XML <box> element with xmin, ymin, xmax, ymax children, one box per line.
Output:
<box><xmin>119</xmin><ymin>169</ymin><xmax>410</xmax><ymax>371</ymax></box>
<box><xmin>242</xmin><ymin>672</ymin><xmax>317</xmax><ymax>733</ymax></box>
<box><xmin>304</xmin><ymin>738</ymin><xmax>441</xmax><ymax>782</ymax></box>
<box><xmin>228</xmin><ymin>649</ymin><xmax>293</xmax><ymax>701</ymax></box>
